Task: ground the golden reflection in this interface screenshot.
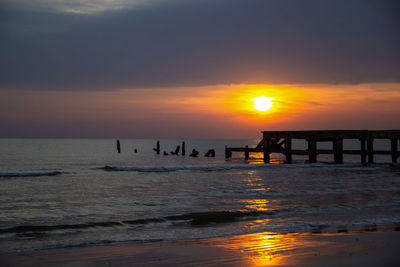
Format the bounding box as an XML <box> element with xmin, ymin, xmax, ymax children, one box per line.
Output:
<box><xmin>247</xmin><ymin>152</ymin><xmax>286</xmax><ymax>164</ymax></box>
<box><xmin>239</xmin><ymin>199</ymin><xmax>274</xmax><ymax>211</ymax></box>
<box><xmin>244</xmin><ymin>175</ymin><xmax>267</xmax><ymax>191</ymax></box>
<box><xmin>217</xmin><ymin>233</ymin><xmax>299</xmax><ymax>266</ymax></box>
<box><xmin>248</xmin><ymin>152</ymin><xmax>265</xmax><ymax>163</ymax></box>
<box><xmin>216</xmin><ymin>232</ymin><xmax>328</xmax><ymax>266</ymax></box>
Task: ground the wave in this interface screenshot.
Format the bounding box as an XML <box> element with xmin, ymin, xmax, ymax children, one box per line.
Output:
<box><xmin>2</xmin><ymin>213</ymin><xmax>399</xmax><ymax>253</ymax></box>
<box><xmin>100</xmin><ymin>163</ymin><xmax>364</xmax><ymax>173</ymax></box>
<box><xmin>0</xmin><ymin>210</ymin><xmax>275</xmax><ymax>235</ymax></box>
<box><xmin>0</xmin><ymin>171</ymin><xmax>63</xmax><ymax>178</ymax></box>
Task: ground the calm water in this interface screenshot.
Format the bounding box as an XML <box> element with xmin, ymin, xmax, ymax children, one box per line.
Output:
<box><xmin>0</xmin><ymin>139</ymin><xmax>399</xmax><ymax>252</ymax></box>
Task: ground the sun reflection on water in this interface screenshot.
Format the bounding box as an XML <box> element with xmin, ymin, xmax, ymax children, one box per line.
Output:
<box><xmin>239</xmin><ymin>199</ymin><xmax>275</xmax><ymax>211</ymax></box>
<box><xmin>244</xmin><ymin>172</ymin><xmax>268</xmax><ymax>191</ymax></box>
<box><xmin>247</xmin><ymin>152</ymin><xmax>286</xmax><ymax>164</ymax></box>
<box><xmin>215</xmin><ymin>231</ymin><xmax>337</xmax><ymax>266</ymax></box>
<box><xmin>217</xmin><ymin>232</ymin><xmax>303</xmax><ymax>266</ymax></box>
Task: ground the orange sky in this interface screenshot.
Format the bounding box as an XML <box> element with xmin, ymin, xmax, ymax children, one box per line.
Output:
<box><xmin>1</xmin><ymin>83</ymin><xmax>399</xmax><ymax>138</ymax></box>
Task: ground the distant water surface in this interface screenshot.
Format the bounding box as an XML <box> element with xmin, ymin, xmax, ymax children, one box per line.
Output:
<box><xmin>0</xmin><ymin>139</ymin><xmax>399</xmax><ymax>252</ymax></box>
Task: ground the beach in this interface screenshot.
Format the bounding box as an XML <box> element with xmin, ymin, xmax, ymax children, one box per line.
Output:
<box><xmin>2</xmin><ymin>231</ymin><xmax>400</xmax><ymax>266</ymax></box>
<box><xmin>1</xmin><ymin>139</ymin><xmax>399</xmax><ymax>266</ymax></box>
<box><xmin>2</xmin><ymin>0</ymin><xmax>400</xmax><ymax>265</ymax></box>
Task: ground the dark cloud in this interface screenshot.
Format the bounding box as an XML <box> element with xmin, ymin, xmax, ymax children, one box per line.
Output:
<box><xmin>1</xmin><ymin>0</ymin><xmax>399</xmax><ymax>90</ymax></box>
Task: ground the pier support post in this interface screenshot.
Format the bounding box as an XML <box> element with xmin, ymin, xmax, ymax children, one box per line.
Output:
<box><xmin>391</xmin><ymin>138</ymin><xmax>398</xmax><ymax>163</ymax></box>
<box><xmin>285</xmin><ymin>137</ymin><xmax>292</xmax><ymax>163</ymax></box>
<box><xmin>225</xmin><ymin>146</ymin><xmax>232</xmax><ymax>159</ymax></box>
<box><xmin>367</xmin><ymin>137</ymin><xmax>374</xmax><ymax>163</ymax></box>
<box><xmin>307</xmin><ymin>139</ymin><xmax>317</xmax><ymax>163</ymax></box>
<box><xmin>263</xmin><ymin>138</ymin><xmax>271</xmax><ymax>163</ymax></box>
<box><xmin>244</xmin><ymin>145</ymin><xmax>249</xmax><ymax>160</ymax></box>
<box><xmin>360</xmin><ymin>138</ymin><xmax>367</xmax><ymax>163</ymax></box>
<box><xmin>333</xmin><ymin>138</ymin><xmax>343</xmax><ymax>164</ymax></box>
<box><xmin>153</xmin><ymin>140</ymin><xmax>161</xmax><ymax>155</ymax></box>
<box><xmin>182</xmin><ymin>141</ymin><xmax>186</xmax><ymax>156</ymax></box>
<box><xmin>116</xmin><ymin>139</ymin><xmax>121</xmax><ymax>154</ymax></box>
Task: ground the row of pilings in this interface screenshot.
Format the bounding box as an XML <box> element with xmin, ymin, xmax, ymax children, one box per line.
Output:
<box><xmin>116</xmin><ymin>140</ymin><xmax>215</xmax><ymax>158</ymax></box>
<box><xmin>225</xmin><ymin>130</ymin><xmax>400</xmax><ymax>164</ymax></box>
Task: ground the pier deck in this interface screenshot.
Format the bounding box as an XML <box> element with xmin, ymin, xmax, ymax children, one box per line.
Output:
<box><xmin>225</xmin><ymin>130</ymin><xmax>400</xmax><ymax>163</ymax></box>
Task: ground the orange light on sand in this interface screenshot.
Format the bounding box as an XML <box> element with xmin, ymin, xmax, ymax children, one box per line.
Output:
<box><xmin>216</xmin><ymin>232</ymin><xmax>303</xmax><ymax>266</ymax></box>
<box><xmin>252</xmin><ymin>96</ymin><xmax>274</xmax><ymax>112</ymax></box>
<box><xmin>216</xmin><ymin>231</ymin><xmax>355</xmax><ymax>266</ymax></box>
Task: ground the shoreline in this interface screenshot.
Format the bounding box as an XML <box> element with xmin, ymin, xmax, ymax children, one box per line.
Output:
<box><xmin>1</xmin><ymin>231</ymin><xmax>399</xmax><ymax>266</ymax></box>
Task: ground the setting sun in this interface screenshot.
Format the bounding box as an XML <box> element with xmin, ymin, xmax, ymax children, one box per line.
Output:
<box><xmin>252</xmin><ymin>96</ymin><xmax>274</xmax><ymax>112</ymax></box>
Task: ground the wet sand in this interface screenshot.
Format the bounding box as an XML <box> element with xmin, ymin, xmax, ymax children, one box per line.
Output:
<box><xmin>1</xmin><ymin>231</ymin><xmax>400</xmax><ymax>266</ymax></box>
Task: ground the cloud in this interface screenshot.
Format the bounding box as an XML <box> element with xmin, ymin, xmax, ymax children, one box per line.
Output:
<box><xmin>1</xmin><ymin>0</ymin><xmax>165</xmax><ymax>14</ymax></box>
<box><xmin>1</xmin><ymin>0</ymin><xmax>399</xmax><ymax>91</ymax></box>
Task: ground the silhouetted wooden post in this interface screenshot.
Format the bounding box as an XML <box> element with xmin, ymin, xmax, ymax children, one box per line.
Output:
<box><xmin>367</xmin><ymin>137</ymin><xmax>374</xmax><ymax>163</ymax></box>
<box><xmin>285</xmin><ymin>137</ymin><xmax>292</xmax><ymax>163</ymax></box>
<box><xmin>225</xmin><ymin>146</ymin><xmax>232</xmax><ymax>159</ymax></box>
<box><xmin>391</xmin><ymin>138</ymin><xmax>398</xmax><ymax>163</ymax></box>
<box><xmin>205</xmin><ymin>149</ymin><xmax>216</xmax><ymax>157</ymax></box>
<box><xmin>171</xmin><ymin>145</ymin><xmax>180</xmax><ymax>155</ymax></box>
<box><xmin>307</xmin><ymin>139</ymin><xmax>317</xmax><ymax>163</ymax></box>
<box><xmin>333</xmin><ymin>138</ymin><xmax>343</xmax><ymax>164</ymax></box>
<box><xmin>182</xmin><ymin>141</ymin><xmax>186</xmax><ymax>156</ymax></box>
<box><xmin>153</xmin><ymin>140</ymin><xmax>160</xmax><ymax>155</ymax></box>
<box><xmin>189</xmin><ymin>149</ymin><xmax>199</xmax><ymax>157</ymax></box>
<box><xmin>360</xmin><ymin>138</ymin><xmax>367</xmax><ymax>163</ymax></box>
<box><xmin>117</xmin><ymin>139</ymin><xmax>121</xmax><ymax>153</ymax></box>
<box><xmin>244</xmin><ymin>145</ymin><xmax>249</xmax><ymax>160</ymax></box>
<box><xmin>263</xmin><ymin>138</ymin><xmax>271</xmax><ymax>163</ymax></box>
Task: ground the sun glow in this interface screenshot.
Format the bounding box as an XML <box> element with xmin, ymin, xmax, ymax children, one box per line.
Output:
<box><xmin>252</xmin><ymin>96</ymin><xmax>274</xmax><ymax>112</ymax></box>
<box><xmin>220</xmin><ymin>85</ymin><xmax>304</xmax><ymax>122</ymax></box>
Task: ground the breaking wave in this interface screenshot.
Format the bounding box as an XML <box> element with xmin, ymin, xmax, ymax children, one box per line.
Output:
<box><xmin>0</xmin><ymin>210</ymin><xmax>275</xmax><ymax>235</ymax></box>
<box><xmin>0</xmin><ymin>171</ymin><xmax>63</xmax><ymax>178</ymax></box>
<box><xmin>100</xmin><ymin>163</ymin><xmax>363</xmax><ymax>173</ymax></box>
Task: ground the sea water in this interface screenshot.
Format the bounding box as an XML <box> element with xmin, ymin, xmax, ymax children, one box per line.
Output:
<box><xmin>0</xmin><ymin>139</ymin><xmax>399</xmax><ymax>252</ymax></box>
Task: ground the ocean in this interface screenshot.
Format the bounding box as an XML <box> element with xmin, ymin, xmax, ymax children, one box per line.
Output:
<box><xmin>0</xmin><ymin>138</ymin><xmax>399</xmax><ymax>253</ymax></box>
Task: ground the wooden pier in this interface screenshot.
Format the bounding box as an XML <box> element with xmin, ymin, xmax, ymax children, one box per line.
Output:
<box><xmin>225</xmin><ymin>130</ymin><xmax>400</xmax><ymax>164</ymax></box>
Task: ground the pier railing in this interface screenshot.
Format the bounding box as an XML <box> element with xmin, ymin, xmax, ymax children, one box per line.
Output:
<box><xmin>225</xmin><ymin>130</ymin><xmax>400</xmax><ymax>164</ymax></box>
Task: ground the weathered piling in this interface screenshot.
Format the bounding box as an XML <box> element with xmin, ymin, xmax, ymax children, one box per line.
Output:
<box><xmin>225</xmin><ymin>130</ymin><xmax>400</xmax><ymax>164</ymax></box>
<box><xmin>391</xmin><ymin>138</ymin><xmax>398</xmax><ymax>163</ymax></box>
<box><xmin>153</xmin><ymin>140</ymin><xmax>160</xmax><ymax>155</ymax></box>
<box><xmin>225</xmin><ymin>145</ymin><xmax>232</xmax><ymax>159</ymax></box>
<box><xmin>205</xmin><ymin>149</ymin><xmax>216</xmax><ymax>157</ymax></box>
<box><xmin>171</xmin><ymin>145</ymin><xmax>180</xmax><ymax>155</ymax></box>
<box><xmin>333</xmin><ymin>138</ymin><xmax>343</xmax><ymax>164</ymax></box>
<box><xmin>190</xmin><ymin>149</ymin><xmax>199</xmax><ymax>157</ymax></box>
<box><xmin>285</xmin><ymin>137</ymin><xmax>292</xmax><ymax>163</ymax></box>
<box><xmin>360</xmin><ymin>138</ymin><xmax>367</xmax><ymax>163</ymax></box>
<box><xmin>117</xmin><ymin>139</ymin><xmax>121</xmax><ymax>153</ymax></box>
<box><xmin>367</xmin><ymin>137</ymin><xmax>374</xmax><ymax>163</ymax></box>
<box><xmin>182</xmin><ymin>142</ymin><xmax>186</xmax><ymax>156</ymax></box>
<box><xmin>244</xmin><ymin>145</ymin><xmax>249</xmax><ymax>160</ymax></box>
<box><xmin>263</xmin><ymin>138</ymin><xmax>271</xmax><ymax>163</ymax></box>
<box><xmin>307</xmin><ymin>139</ymin><xmax>317</xmax><ymax>163</ymax></box>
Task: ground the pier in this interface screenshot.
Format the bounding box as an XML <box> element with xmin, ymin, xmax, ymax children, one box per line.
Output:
<box><xmin>225</xmin><ymin>130</ymin><xmax>400</xmax><ymax>164</ymax></box>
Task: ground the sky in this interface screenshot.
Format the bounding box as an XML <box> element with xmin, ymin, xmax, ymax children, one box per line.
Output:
<box><xmin>1</xmin><ymin>0</ymin><xmax>399</xmax><ymax>138</ymax></box>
